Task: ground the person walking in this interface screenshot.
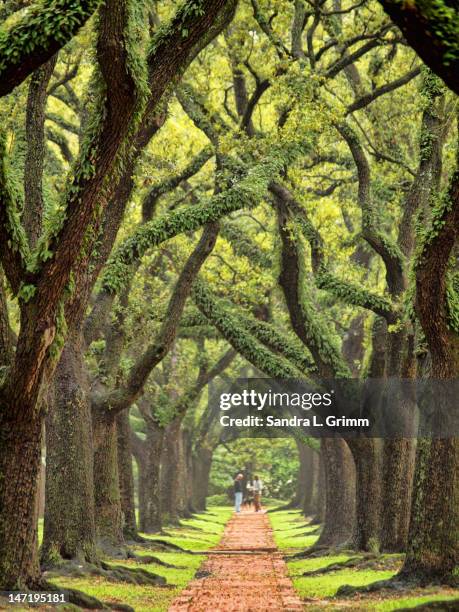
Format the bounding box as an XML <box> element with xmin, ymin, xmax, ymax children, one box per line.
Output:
<box><xmin>234</xmin><ymin>473</ymin><xmax>243</xmax><ymax>513</ymax></box>
<box><xmin>253</xmin><ymin>475</ymin><xmax>263</xmax><ymax>512</ymax></box>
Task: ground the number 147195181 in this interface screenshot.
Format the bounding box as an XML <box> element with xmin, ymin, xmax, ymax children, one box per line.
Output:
<box><xmin>2</xmin><ymin>592</ymin><xmax>68</xmax><ymax>605</ymax></box>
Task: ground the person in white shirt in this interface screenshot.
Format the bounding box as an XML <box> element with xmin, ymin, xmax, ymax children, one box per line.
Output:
<box><xmin>253</xmin><ymin>475</ymin><xmax>262</xmax><ymax>512</ymax></box>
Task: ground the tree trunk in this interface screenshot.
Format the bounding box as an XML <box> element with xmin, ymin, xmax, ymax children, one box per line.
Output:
<box><xmin>299</xmin><ymin>444</ymin><xmax>314</xmax><ymax>515</ymax></box>
<box><xmin>141</xmin><ymin>422</ymin><xmax>164</xmax><ymax>533</ymax></box>
<box><xmin>348</xmin><ymin>438</ymin><xmax>382</xmax><ymax>552</ymax></box>
<box><xmin>293</xmin><ymin>440</ymin><xmax>308</xmax><ymax>509</ymax></box>
<box><xmin>175</xmin><ymin>426</ymin><xmax>189</xmax><ymax>518</ymax></box>
<box><xmin>160</xmin><ymin>418</ymin><xmax>182</xmax><ymax>525</ymax></box>
<box><xmin>41</xmin><ymin>331</ymin><xmax>97</xmax><ymax>566</ymax></box>
<box><xmin>380</xmin><ymin>437</ymin><xmax>415</xmax><ymax>552</ymax></box>
<box><xmin>311</xmin><ymin>451</ymin><xmax>326</xmax><ymax>524</ymax></box>
<box><xmin>134</xmin><ymin>448</ymin><xmax>148</xmax><ymax>533</ymax></box>
<box><xmin>182</xmin><ymin>429</ymin><xmax>195</xmax><ymax>515</ymax></box>
<box><xmin>306</xmin><ymin>450</ymin><xmax>319</xmax><ymax>517</ymax></box>
<box><xmin>315</xmin><ymin>438</ymin><xmax>356</xmax><ymax>548</ymax></box>
<box><xmin>403</xmin><ymin>152</ymin><xmax>459</xmax><ymax>582</ymax></box>
<box><xmin>401</xmin><ymin>437</ymin><xmax>459</xmax><ymax>583</ymax></box>
<box><xmin>192</xmin><ymin>446</ymin><xmax>213</xmax><ymax>512</ymax></box>
<box><xmin>92</xmin><ymin>407</ymin><xmax>124</xmax><ymax>551</ymax></box>
<box><xmin>379</xmin><ymin>327</ymin><xmax>416</xmax><ymax>553</ymax></box>
<box><xmin>0</xmin><ymin>407</ymin><xmax>42</xmax><ymax>588</ymax></box>
<box><xmin>116</xmin><ymin>410</ymin><xmax>138</xmax><ymax>541</ymax></box>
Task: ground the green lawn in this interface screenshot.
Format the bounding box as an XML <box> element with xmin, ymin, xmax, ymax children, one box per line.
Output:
<box><xmin>269</xmin><ymin>508</ymin><xmax>459</xmax><ymax>611</ymax></box>
<box><xmin>49</xmin><ymin>507</ymin><xmax>232</xmax><ymax>611</ymax></box>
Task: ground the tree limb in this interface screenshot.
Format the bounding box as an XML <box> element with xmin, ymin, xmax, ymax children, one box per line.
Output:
<box><xmin>378</xmin><ymin>0</ymin><xmax>459</xmax><ymax>95</ymax></box>
<box><xmin>0</xmin><ymin>0</ymin><xmax>101</xmax><ymax>98</ymax></box>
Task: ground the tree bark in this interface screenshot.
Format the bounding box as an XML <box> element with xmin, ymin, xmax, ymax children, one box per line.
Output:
<box><xmin>402</xmin><ymin>437</ymin><xmax>459</xmax><ymax>583</ymax></box>
<box><xmin>299</xmin><ymin>444</ymin><xmax>314</xmax><ymax>515</ymax></box>
<box><xmin>160</xmin><ymin>419</ymin><xmax>182</xmax><ymax>525</ymax></box>
<box><xmin>141</xmin><ymin>423</ymin><xmax>165</xmax><ymax>533</ymax></box>
<box><xmin>348</xmin><ymin>438</ymin><xmax>382</xmax><ymax>552</ymax></box>
<box><xmin>132</xmin><ymin>444</ymin><xmax>148</xmax><ymax>533</ymax></box>
<box><xmin>314</xmin><ymin>451</ymin><xmax>326</xmax><ymax>524</ymax></box>
<box><xmin>308</xmin><ymin>449</ymin><xmax>321</xmax><ymax>517</ymax></box>
<box><xmin>181</xmin><ymin>429</ymin><xmax>195</xmax><ymax>516</ymax></box>
<box><xmin>315</xmin><ymin>438</ymin><xmax>356</xmax><ymax>548</ymax></box>
<box><xmin>293</xmin><ymin>440</ymin><xmax>308</xmax><ymax>509</ymax></box>
<box><xmin>116</xmin><ymin>410</ymin><xmax>137</xmax><ymax>541</ymax></box>
<box><xmin>0</xmin><ymin>410</ymin><xmax>42</xmax><ymax>588</ymax></box>
<box><xmin>192</xmin><ymin>446</ymin><xmax>213</xmax><ymax>512</ymax></box>
<box><xmin>92</xmin><ymin>408</ymin><xmax>124</xmax><ymax>551</ymax></box>
<box><xmin>41</xmin><ymin>331</ymin><xmax>97</xmax><ymax>566</ymax></box>
<box><xmin>380</xmin><ymin>437</ymin><xmax>415</xmax><ymax>552</ymax></box>
<box><xmin>377</xmin><ymin>0</ymin><xmax>459</xmax><ymax>96</ymax></box>
<box><xmin>302</xmin><ymin>447</ymin><xmax>319</xmax><ymax>516</ymax></box>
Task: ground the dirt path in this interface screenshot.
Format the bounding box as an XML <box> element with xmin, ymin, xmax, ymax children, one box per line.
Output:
<box><xmin>169</xmin><ymin>510</ymin><xmax>303</xmax><ymax>611</ymax></box>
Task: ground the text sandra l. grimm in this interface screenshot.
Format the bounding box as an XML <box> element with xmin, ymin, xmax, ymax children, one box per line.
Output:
<box><xmin>217</xmin><ymin>388</ymin><xmax>370</xmax><ymax>430</ymax></box>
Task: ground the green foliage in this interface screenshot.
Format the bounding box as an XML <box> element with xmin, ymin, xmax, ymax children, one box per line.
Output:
<box><xmin>210</xmin><ymin>438</ymin><xmax>300</xmax><ymax>500</ymax></box>
<box><xmin>0</xmin><ymin>0</ymin><xmax>101</xmax><ymax>79</ymax></box>
<box><xmin>414</xmin><ymin>1</ymin><xmax>459</xmax><ymax>65</ymax></box>
<box><xmin>0</xmin><ymin>130</ymin><xmax>30</xmax><ymax>275</ymax></box>
<box><xmin>102</xmin><ymin>142</ymin><xmax>302</xmax><ymax>293</ymax></box>
<box><xmin>193</xmin><ymin>278</ymin><xmax>304</xmax><ymax>379</ymax></box>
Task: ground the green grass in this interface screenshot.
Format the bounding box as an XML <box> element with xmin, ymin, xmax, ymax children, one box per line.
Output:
<box><xmin>50</xmin><ymin>507</ymin><xmax>233</xmax><ymax>611</ymax></box>
<box><xmin>269</xmin><ymin>508</ymin><xmax>319</xmax><ymax>552</ymax></box>
<box><xmin>269</xmin><ymin>508</ymin><xmax>459</xmax><ymax>611</ymax></box>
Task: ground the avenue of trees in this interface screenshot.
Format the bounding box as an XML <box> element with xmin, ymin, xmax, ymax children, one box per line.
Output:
<box><xmin>0</xmin><ymin>0</ymin><xmax>458</xmax><ymax>602</ymax></box>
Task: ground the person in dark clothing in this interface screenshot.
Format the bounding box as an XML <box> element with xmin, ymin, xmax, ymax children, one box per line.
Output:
<box><xmin>234</xmin><ymin>473</ymin><xmax>243</xmax><ymax>513</ymax></box>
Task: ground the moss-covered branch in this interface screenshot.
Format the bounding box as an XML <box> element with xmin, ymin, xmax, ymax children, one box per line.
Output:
<box><xmin>94</xmin><ymin>223</ymin><xmax>220</xmax><ymax>414</ymax></box>
<box><xmin>164</xmin><ymin>347</ymin><xmax>236</xmax><ymax>425</ymax></box>
<box><xmin>275</xmin><ymin>193</ymin><xmax>350</xmax><ymax>379</ymax></box>
<box><xmin>270</xmin><ymin>182</ymin><xmax>394</xmax><ymax>320</ymax></box>
<box><xmin>192</xmin><ymin>278</ymin><xmax>304</xmax><ymax>379</ymax></box>
<box><xmin>237</xmin><ymin>310</ymin><xmax>316</xmax><ymax>375</ymax></box>
<box><xmin>335</xmin><ymin>121</ymin><xmax>405</xmax><ymax>296</ymax></box>
<box><xmin>142</xmin><ymin>145</ymin><xmax>213</xmax><ymax>221</ymax></box>
<box><xmin>221</xmin><ymin>220</ymin><xmax>272</xmax><ymax>269</ymax></box>
<box><xmin>23</xmin><ymin>57</ymin><xmax>57</xmax><ymax>249</ymax></box>
<box><xmin>102</xmin><ymin>143</ymin><xmax>301</xmax><ymax>294</ymax></box>
<box><xmin>0</xmin><ymin>0</ymin><xmax>101</xmax><ymax>98</ymax></box>
<box><xmin>176</xmin><ymin>83</ymin><xmax>229</xmax><ymax>145</ymax></box>
<box><xmin>415</xmin><ymin>155</ymin><xmax>459</xmax><ymax>378</ymax></box>
<box><xmin>0</xmin><ymin>132</ymin><xmax>29</xmax><ymax>294</ymax></box>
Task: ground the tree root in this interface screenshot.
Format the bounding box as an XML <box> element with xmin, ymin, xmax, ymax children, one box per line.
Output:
<box><xmin>302</xmin><ymin>556</ymin><xmax>364</xmax><ymax>575</ymax></box>
<box><xmin>65</xmin><ymin>586</ymin><xmax>134</xmax><ymax>611</ymax></box>
<box><xmin>99</xmin><ymin>562</ymin><xmax>169</xmax><ymax>586</ymax></box>
<box><xmin>129</xmin><ymin>553</ymin><xmax>183</xmax><ymax>568</ymax></box>
<box><xmin>291</xmin><ymin>529</ymin><xmax>320</xmax><ymax>538</ymax></box>
<box><xmin>0</xmin><ymin>581</ymin><xmax>134</xmax><ymax>611</ymax></box>
<box><xmin>337</xmin><ymin>577</ymin><xmax>421</xmax><ymax>597</ymax></box>
<box><xmin>43</xmin><ymin>559</ymin><xmax>169</xmax><ymax>587</ymax></box>
<box><xmin>288</xmin><ymin>545</ymin><xmax>342</xmax><ymax>560</ymax></box>
<box><xmin>397</xmin><ymin>600</ymin><xmax>459</xmax><ymax>611</ymax></box>
<box><xmin>138</xmin><ymin>538</ymin><xmax>190</xmax><ymax>552</ymax></box>
<box><xmin>301</xmin><ymin>553</ymin><xmax>403</xmax><ymax>576</ymax></box>
<box><xmin>337</xmin><ymin>571</ymin><xmax>458</xmax><ymax>598</ymax></box>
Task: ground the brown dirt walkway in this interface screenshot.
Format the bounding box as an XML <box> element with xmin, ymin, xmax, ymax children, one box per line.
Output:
<box><xmin>169</xmin><ymin>510</ymin><xmax>303</xmax><ymax>611</ymax></box>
